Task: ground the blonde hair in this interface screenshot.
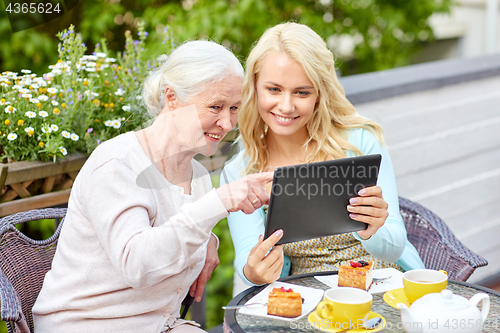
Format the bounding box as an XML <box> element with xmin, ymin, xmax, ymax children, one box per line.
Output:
<box><xmin>142</xmin><ymin>40</ymin><xmax>244</xmax><ymax>118</ymax></box>
<box><xmin>238</xmin><ymin>22</ymin><xmax>385</xmax><ymax>174</ymax></box>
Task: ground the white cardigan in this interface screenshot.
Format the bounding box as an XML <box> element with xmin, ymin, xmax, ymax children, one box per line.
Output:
<box><xmin>33</xmin><ymin>132</ymin><xmax>228</xmax><ymax>332</ymax></box>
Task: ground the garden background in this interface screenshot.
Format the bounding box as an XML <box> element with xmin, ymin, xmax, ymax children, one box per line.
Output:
<box><xmin>0</xmin><ymin>0</ymin><xmax>453</xmax><ymax>330</ymax></box>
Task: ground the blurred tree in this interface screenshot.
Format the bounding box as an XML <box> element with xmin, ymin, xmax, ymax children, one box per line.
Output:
<box><xmin>0</xmin><ymin>0</ymin><xmax>452</xmax><ymax>76</ymax></box>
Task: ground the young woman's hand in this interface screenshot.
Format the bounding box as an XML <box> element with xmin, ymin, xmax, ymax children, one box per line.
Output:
<box><xmin>347</xmin><ymin>186</ymin><xmax>389</xmax><ymax>240</ymax></box>
<box><xmin>243</xmin><ymin>230</ymin><xmax>284</xmax><ymax>285</ymax></box>
<box><xmin>216</xmin><ymin>172</ymin><xmax>274</xmax><ymax>214</ymax></box>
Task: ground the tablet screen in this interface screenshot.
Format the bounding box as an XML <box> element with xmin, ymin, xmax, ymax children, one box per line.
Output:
<box><xmin>264</xmin><ymin>154</ymin><xmax>381</xmax><ymax>245</ymax></box>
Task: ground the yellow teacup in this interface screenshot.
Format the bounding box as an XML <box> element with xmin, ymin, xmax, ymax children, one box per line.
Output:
<box><xmin>403</xmin><ymin>269</ymin><xmax>448</xmax><ymax>304</ymax></box>
<box><xmin>316</xmin><ymin>288</ymin><xmax>373</xmax><ymax>330</ymax></box>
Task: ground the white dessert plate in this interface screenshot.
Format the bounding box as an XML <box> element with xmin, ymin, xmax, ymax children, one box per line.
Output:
<box><xmin>237</xmin><ymin>281</ymin><xmax>324</xmax><ymax>321</ymax></box>
<box><xmin>314</xmin><ymin>268</ymin><xmax>404</xmax><ymax>294</ymax></box>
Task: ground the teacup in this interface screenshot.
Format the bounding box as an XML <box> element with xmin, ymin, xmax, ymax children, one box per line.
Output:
<box><xmin>316</xmin><ymin>288</ymin><xmax>372</xmax><ymax>330</ymax></box>
<box><xmin>403</xmin><ymin>269</ymin><xmax>448</xmax><ymax>304</ymax></box>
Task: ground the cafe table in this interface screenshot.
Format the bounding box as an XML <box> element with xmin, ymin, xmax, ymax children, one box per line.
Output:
<box><xmin>223</xmin><ymin>271</ymin><xmax>500</xmax><ymax>333</ymax></box>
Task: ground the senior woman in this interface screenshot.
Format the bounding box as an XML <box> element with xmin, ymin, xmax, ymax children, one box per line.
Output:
<box><xmin>32</xmin><ymin>41</ymin><xmax>272</xmax><ymax>333</ymax></box>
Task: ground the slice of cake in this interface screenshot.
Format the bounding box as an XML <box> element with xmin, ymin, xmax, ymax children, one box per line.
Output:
<box><xmin>338</xmin><ymin>260</ymin><xmax>374</xmax><ymax>291</ymax></box>
<box><xmin>267</xmin><ymin>287</ymin><xmax>302</xmax><ymax>318</ymax></box>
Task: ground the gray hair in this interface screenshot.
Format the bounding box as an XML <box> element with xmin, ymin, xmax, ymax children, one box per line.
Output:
<box><xmin>142</xmin><ymin>40</ymin><xmax>244</xmax><ymax>118</ymax></box>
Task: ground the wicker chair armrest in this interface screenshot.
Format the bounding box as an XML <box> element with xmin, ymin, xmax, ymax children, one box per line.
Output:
<box><xmin>399</xmin><ymin>197</ymin><xmax>488</xmax><ymax>269</ymax></box>
<box><xmin>0</xmin><ymin>270</ymin><xmax>22</xmax><ymax>322</ymax></box>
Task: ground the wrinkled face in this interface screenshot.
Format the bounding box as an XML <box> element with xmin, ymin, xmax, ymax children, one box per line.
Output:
<box><xmin>256</xmin><ymin>52</ymin><xmax>318</xmax><ymax>140</ymax></box>
<box><xmin>176</xmin><ymin>75</ymin><xmax>242</xmax><ymax>156</ymax></box>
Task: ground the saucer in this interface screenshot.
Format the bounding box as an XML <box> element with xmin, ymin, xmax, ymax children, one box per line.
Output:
<box><xmin>307</xmin><ymin>311</ymin><xmax>386</xmax><ymax>332</ymax></box>
<box><xmin>383</xmin><ymin>288</ymin><xmax>410</xmax><ymax>309</ymax></box>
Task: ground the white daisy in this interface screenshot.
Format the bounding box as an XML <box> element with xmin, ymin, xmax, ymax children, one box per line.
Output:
<box><xmin>21</xmin><ymin>93</ymin><xmax>32</xmax><ymax>98</ymax></box>
<box><xmin>30</xmin><ymin>98</ymin><xmax>40</xmax><ymax>104</ymax></box>
<box><xmin>31</xmin><ymin>83</ymin><xmax>39</xmax><ymax>89</ymax></box>
<box><xmin>61</xmin><ymin>130</ymin><xmax>71</xmax><ymax>138</ymax></box>
<box><xmin>47</xmin><ymin>88</ymin><xmax>58</xmax><ymax>94</ymax></box>
<box><xmin>39</xmin><ymin>111</ymin><xmax>49</xmax><ymax>118</ymax></box>
<box><xmin>38</xmin><ymin>95</ymin><xmax>49</xmax><ymax>101</ymax></box>
<box><xmin>7</xmin><ymin>133</ymin><xmax>17</xmax><ymax>141</ymax></box>
<box><xmin>51</xmin><ymin>124</ymin><xmax>59</xmax><ymax>132</ymax></box>
<box><xmin>122</xmin><ymin>105</ymin><xmax>131</xmax><ymax>111</ymax></box>
<box><xmin>21</xmin><ymin>69</ymin><xmax>31</xmax><ymax>74</ymax></box>
<box><xmin>51</xmin><ymin>100</ymin><xmax>59</xmax><ymax>106</ymax></box>
<box><xmin>104</xmin><ymin>120</ymin><xmax>113</xmax><ymax>127</ymax></box>
<box><xmin>59</xmin><ymin>147</ymin><xmax>68</xmax><ymax>156</ymax></box>
<box><xmin>4</xmin><ymin>106</ymin><xmax>16</xmax><ymax>113</ymax></box>
<box><xmin>25</xmin><ymin>127</ymin><xmax>34</xmax><ymax>134</ymax></box>
<box><xmin>41</xmin><ymin>126</ymin><xmax>52</xmax><ymax>133</ymax></box>
<box><xmin>70</xmin><ymin>133</ymin><xmax>79</xmax><ymax>141</ymax></box>
<box><xmin>12</xmin><ymin>85</ymin><xmax>22</xmax><ymax>90</ymax></box>
<box><xmin>85</xmin><ymin>68</ymin><xmax>96</xmax><ymax>72</ymax></box>
<box><xmin>112</xmin><ymin>120</ymin><xmax>121</xmax><ymax>129</ymax></box>
<box><xmin>25</xmin><ymin>111</ymin><xmax>36</xmax><ymax>118</ymax></box>
<box><xmin>114</xmin><ymin>88</ymin><xmax>125</xmax><ymax>96</ymax></box>
<box><xmin>0</xmin><ymin>100</ymin><xmax>9</xmax><ymax>105</ymax></box>
<box><xmin>19</xmin><ymin>88</ymin><xmax>30</xmax><ymax>94</ymax></box>
<box><xmin>105</xmin><ymin>57</ymin><xmax>116</xmax><ymax>63</ymax></box>
<box><xmin>95</xmin><ymin>52</ymin><xmax>107</xmax><ymax>58</ymax></box>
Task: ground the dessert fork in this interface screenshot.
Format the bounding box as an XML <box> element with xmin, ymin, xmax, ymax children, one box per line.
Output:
<box><xmin>222</xmin><ymin>302</ymin><xmax>267</xmax><ymax>310</ymax></box>
<box><xmin>372</xmin><ymin>276</ymin><xmax>392</xmax><ymax>282</ymax></box>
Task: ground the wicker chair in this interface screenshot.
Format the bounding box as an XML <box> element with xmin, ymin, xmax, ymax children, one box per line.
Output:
<box><xmin>0</xmin><ymin>208</ymin><xmax>195</xmax><ymax>333</ymax></box>
<box><xmin>399</xmin><ymin>197</ymin><xmax>488</xmax><ymax>282</ymax></box>
<box><xmin>0</xmin><ymin>208</ymin><xmax>66</xmax><ymax>333</ymax></box>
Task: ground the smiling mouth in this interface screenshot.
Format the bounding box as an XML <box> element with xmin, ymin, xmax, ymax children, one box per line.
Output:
<box><xmin>271</xmin><ymin>112</ymin><xmax>299</xmax><ymax>123</ymax></box>
<box><xmin>205</xmin><ymin>133</ymin><xmax>223</xmax><ymax>141</ymax></box>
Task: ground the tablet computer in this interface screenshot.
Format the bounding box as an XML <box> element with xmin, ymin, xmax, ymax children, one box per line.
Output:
<box><xmin>264</xmin><ymin>154</ymin><xmax>381</xmax><ymax>245</ymax></box>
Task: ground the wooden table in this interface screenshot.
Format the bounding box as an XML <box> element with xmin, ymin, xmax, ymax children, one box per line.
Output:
<box><xmin>224</xmin><ymin>272</ymin><xmax>500</xmax><ymax>332</ymax></box>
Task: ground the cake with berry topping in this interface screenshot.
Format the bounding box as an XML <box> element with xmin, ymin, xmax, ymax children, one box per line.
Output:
<box><xmin>338</xmin><ymin>260</ymin><xmax>374</xmax><ymax>291</ymax></box>
<box><xmin>267</xmin><ymin>287</ymin><xmax>302</xmax><ymax>318</ymax></box>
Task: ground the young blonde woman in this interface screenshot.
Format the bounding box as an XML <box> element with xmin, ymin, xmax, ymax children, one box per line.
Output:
<box><xmin>220</xmin><ymin>22</ymin><xmax>425</xmax><ymax>286</ymax></box>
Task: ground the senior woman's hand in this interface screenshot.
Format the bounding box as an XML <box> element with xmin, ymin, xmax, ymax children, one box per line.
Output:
<box><xmin>216</xmin><ymin>172</ymin><xmax>274</xmax><ymax>214</ymax></box>
<box><xmin>189</xmin><ymin>234</ymin><xmax>219</xmax><ymax>302</ymax></box>
<box><xmin>347</xmin><ymin>186</ymin><xmax>389</xmax><ymax>240</ymax></box>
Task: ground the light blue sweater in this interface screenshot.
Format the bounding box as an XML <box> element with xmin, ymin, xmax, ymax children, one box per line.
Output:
<box><xmin>220</xmin><ymin>128</ymin><xmax>425</xmax><ymax>286</ymax></box>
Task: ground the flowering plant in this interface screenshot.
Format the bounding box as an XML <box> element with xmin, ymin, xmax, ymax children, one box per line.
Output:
<box><xmin>0</xmin><ymin>23</ymin><xmax>174</xmax><ymax>162</ymax></box>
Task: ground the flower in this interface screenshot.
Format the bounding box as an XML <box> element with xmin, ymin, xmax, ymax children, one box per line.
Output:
<box><xmin>25</xmin><ymin>127</ymin><xmax>35</xmax><ymax>136</ymax></box>
<box><xmin>112</xmin><ymin>119</ymin><xmax>121</xmax><ymax>129</ymax></box>
<box><xmin>59</xmin><ymin>147</ymin><xmax>68</xmax><ymax>156</ymax></box>
<box><xmin>41</xmin><ymin>126</ymin><xmax>52</xmax><ymax>133</ymax></box>
<box><xmin>17</xmin><ymin>119</ymin><xmax>23</xmax><ymax>126</ymax></box>
<box><xmin>61</xmin><ymin>130</ymin><xmax>71</xmax><ymax>138</ymax></box>
<box><xmin>122</xmin><ymin>105</ymin><xmax>131</xmax><ymax>111</ymax></box>
<box><xmin>30</xmin><ymin>98</ymin><xmax>40</xmax><ymax>104</ymax></box>
<box><xmin>51</xmin><ymin>124</ymin><xmax>59</xmax><ymax>132</ymax></box>
<box><xmin>39</xmin><ymin>111</ymin><xmax>49</xmax><ymax>118</ymax></box>
<box><xmin>39</xmin><ymin>142</ymin><xmax>44</xmax><ymax>148</ymax></box>
<box><xmin>70</xmin><ymin>133</ymin><xmax>79</xmax><ymax>141</ymax></box>
<box><xmin>52</xmin><ymin>100</ymin><xmax>59</xmax><ymax>106</ymax></box>
<box><xmin>53</xmin><ymin>108</ymin><xmax>60</xmax><ymax>114</ymax></box>
<box><xmin>104</xmin><ymin>120</ymin><xmax>113</xmax><ymax>127</ymax></box>
<box><xmin>4</xmin><ymin>119</ymin><xmax>10</xmax><ymax>125</ymax></box>
<box><xmin>4</xmin><ymin>106</ymin><xmax>16</xmax><ymax>113</ymax></box>
<box><xmin>38</xmin><ymin>95</ymin><xmax>49</xmax><ymax>101</ymax></box>
<box><xmin>114</xmin><ymin>88</ymin><xmax>125</xmax><ymax>96</ymax></box>
<box><xmin>25</xmin><ymin>111</ymin><xmax>36</xmax><ymax>118</ymax></box>
<box><xmin>47</xmin><ymin>87</ymin><xmax>58</xmax><ymax>94</ymax></box>
<box><xmin>7</xmin><ymin>133</ymin><xmax>17</xmax><ymax>141</ymax></box>
<box><xmin>87</xmin><ymin>128</ymin><xmax>93</xmax><ymax>133</ymax></box>
<box><xmin>21</xmin><ymin>69</ymin><xmax>31</xmax><ymax>74</ymax></box>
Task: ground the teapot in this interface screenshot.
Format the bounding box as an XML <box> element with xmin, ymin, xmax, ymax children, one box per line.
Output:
<box><xmin>397</xmin><ymin>289</ymin><xmax>489</xmax><ymax>333</ymax></box>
